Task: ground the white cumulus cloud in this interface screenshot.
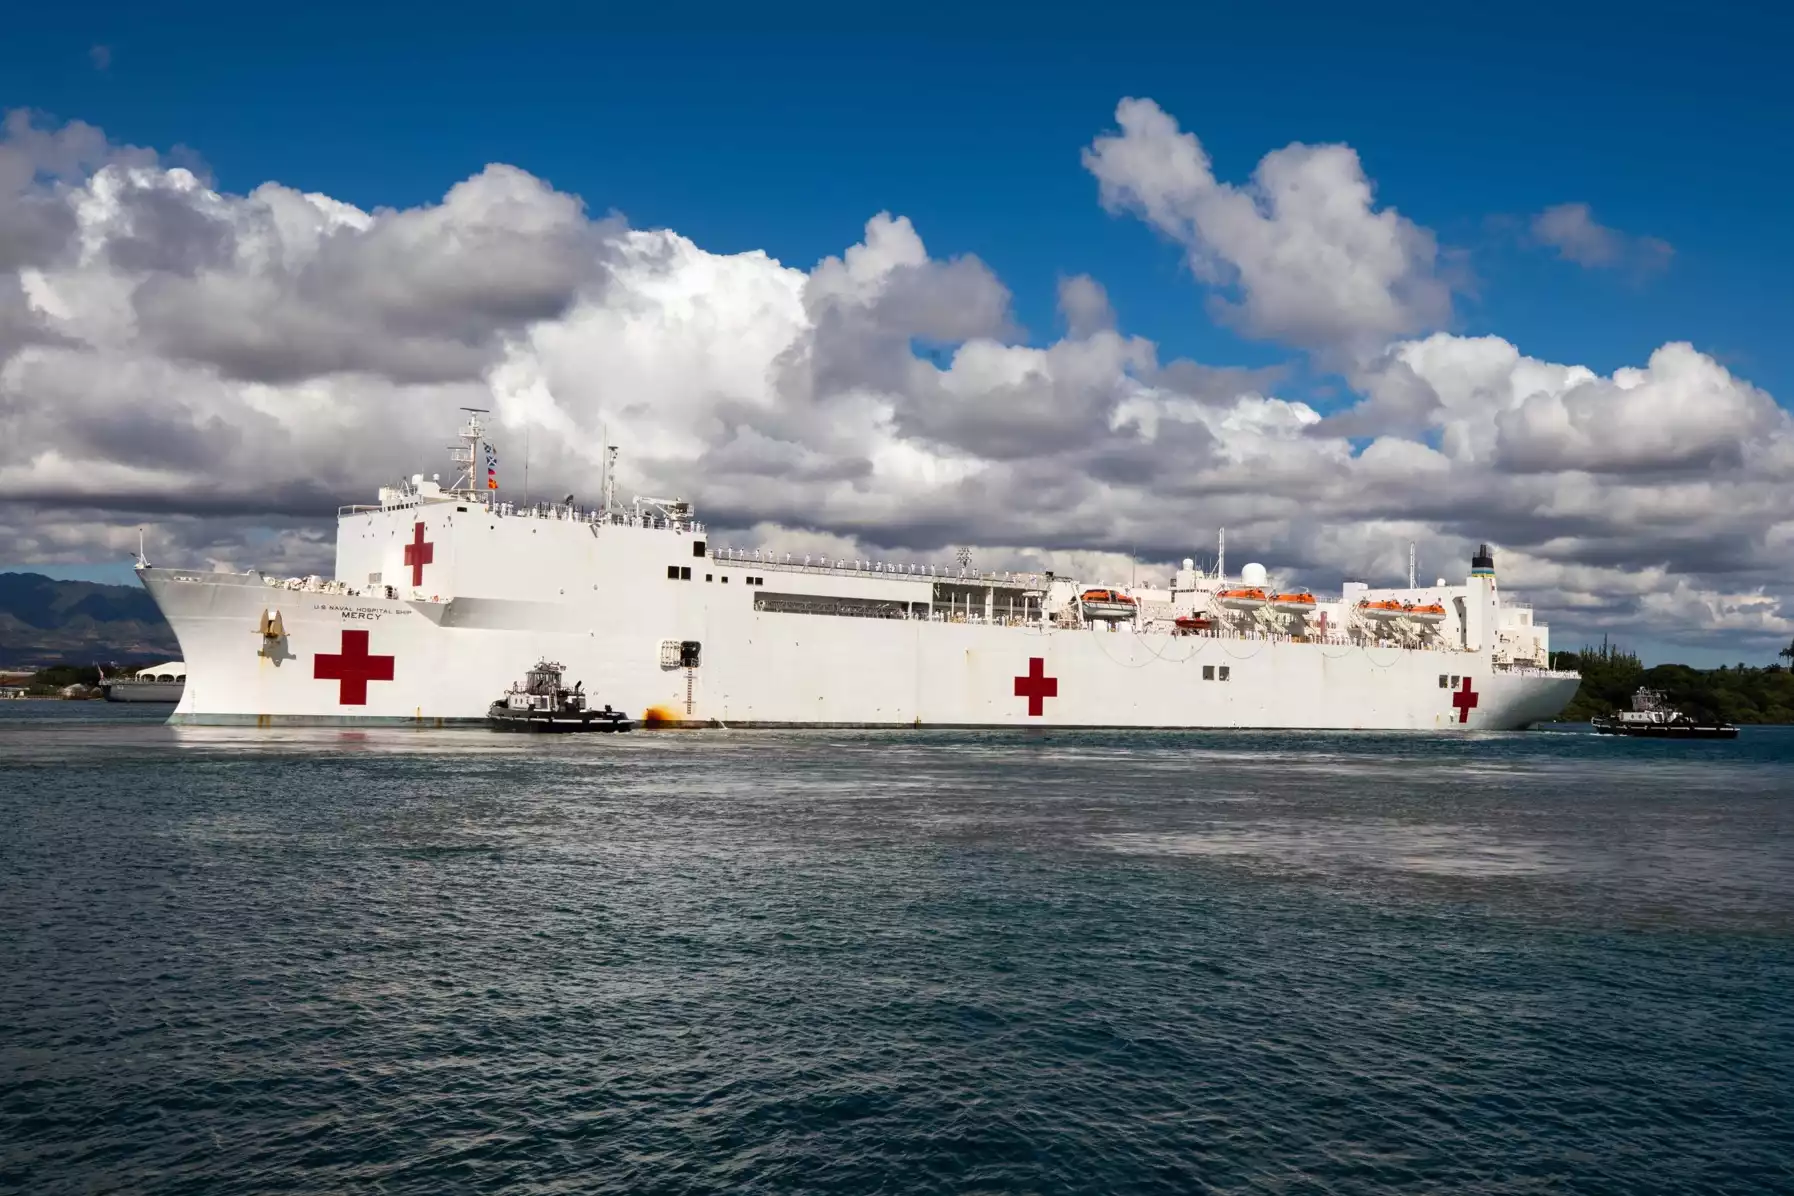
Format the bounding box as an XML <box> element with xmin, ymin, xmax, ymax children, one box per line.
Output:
<box><xmin>0</xmin><ymin>108</ymin><xmax>1790</xmax><ymax>658</ymax></box>
<box><xmin>1083</xmin><ymin>97</ymin><xmax>1451</xmax><ymax>360</ymax></box>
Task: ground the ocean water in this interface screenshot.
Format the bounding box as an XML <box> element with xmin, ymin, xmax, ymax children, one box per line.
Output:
<box><xmin>2</xmin><ymin>704</ymin><xmax>1791</xmax><ymax>1195</ymax></box>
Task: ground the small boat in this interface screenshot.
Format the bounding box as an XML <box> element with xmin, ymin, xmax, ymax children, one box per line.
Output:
<box><xmin>488</xmin><ymin>660</ymin><xmax>633</xmax><ymax>732</ymax></box>
<box><xmin>1406</xmin><ymin>602</ymin><xmax>1448</xmax><ymax>625</ymax></box>
<box><xmin>1269</xmin><ymin>591</ymin><xmax>1317</xmax><ymax>615</ymax></box>
<box><xmin>1173</xmin><ymin>615</ymin><xmax>1214</xmax><ymax>634</ymax></box>
<box><xmin>1592</xmin><ymin>689</ymin><xmax>1737</xmax><ymax>740</ymax></box>
<box><xmin>99</xmin><ymin>662</ymin><xmax>186</xmax><ymax>703</ymax></box>
<box><xmin>1080</xmin><ymin>589</ymin><xmax>1138</xmax><ymax>621</ymax></box>
<box><xmin>1357</xmin><ymin>599</ymin><xmax>1408</xmax><ymax>621</ymax></box>
<box><xmin>1216</xmin><ymin>587</ymin><xmax>1267</xmax><ymax>611</ymax></box>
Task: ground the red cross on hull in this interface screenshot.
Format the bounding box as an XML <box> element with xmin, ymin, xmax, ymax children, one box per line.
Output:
<box><xmin>314</xmin><ymin>629</ymin><xmax>396</xmax><ymax>705</ymax></box>
<box><xmin>404</xmin><ymin>522</ymin><xmax>434</xmax><ymax>587</ymax></box>
<box><xmin>1452</xmin><ymin>677</ymin><xmax>1480</xmax><ymax>724</ymax></box>
<box><xmin>1014</xmin><ymin>657</ymin><xmax>1059</xmax><ymax>717</ymax></box>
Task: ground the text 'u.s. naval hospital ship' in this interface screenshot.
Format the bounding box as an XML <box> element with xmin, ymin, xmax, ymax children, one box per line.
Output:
<box><xmin>139</xmin><ymin>412</ymin><xmax>1581</xmax><ymax>729</ymax></box>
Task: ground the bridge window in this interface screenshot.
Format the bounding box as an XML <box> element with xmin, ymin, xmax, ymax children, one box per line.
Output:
<box><xmin>693</xmin><ymin>540</ymin><xmax>707</xmax><ymax>557</ymax></box>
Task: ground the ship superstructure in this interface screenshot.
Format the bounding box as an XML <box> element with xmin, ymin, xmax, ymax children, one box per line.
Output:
<box><xmin>140</xmin><ymin>413</ymin><xmax>1581</xmax><ymax>729</ymax></box>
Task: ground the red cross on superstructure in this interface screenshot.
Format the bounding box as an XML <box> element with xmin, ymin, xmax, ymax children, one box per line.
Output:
<box><xmin>403</xmin><ymin>521</ymin><xmax>434</xmax><ymax>587</ymax></box>
<box><xmin>1452</xmin><ymin>676</ymin><xmax>1480</xmax><ymax>724</ymax></box>
<box><xmin>1014</xmin><ymin>657</ymin><xmax>1059</xmax><ymax>717</ymax></box>
<box><xmin>314</xmin><ymin>629</ymin><xmax>396</xmax><ymax>705</ymax></box>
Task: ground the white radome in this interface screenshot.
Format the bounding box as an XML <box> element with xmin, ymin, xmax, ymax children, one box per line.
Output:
<box><xmin>141</xmin><ymin>413</ymin><xmax>1581</xmax><ymax>730</ymax></box>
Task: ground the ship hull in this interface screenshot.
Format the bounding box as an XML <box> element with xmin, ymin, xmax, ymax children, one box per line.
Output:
<box><xmin>487</xmin><ymin>710</ymin><xmax>634</xmax><ymax>733</ymax></box>
<box><xmin>142</xmin><ymin>569</ymin><xmax>1579</xmax><ymax>731</ymax></box>
<box><xmin>101</xmin><ymin>681</ymin><xmax>185</xmax><ymax>703</ymax></box>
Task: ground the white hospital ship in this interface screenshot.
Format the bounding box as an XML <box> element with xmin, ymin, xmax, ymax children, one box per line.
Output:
<box><xmin>140</xmin><ymin>412</ymin><xmax>1581</xmax><ymax>729</ymax></box>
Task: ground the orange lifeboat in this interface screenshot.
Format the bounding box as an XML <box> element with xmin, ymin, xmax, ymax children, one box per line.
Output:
<box><xmin>1217</xmin><ymin>587</ymin><xmax>1267</xmax><ymax>611</ymax></box>
<box><xmin>1080</xmin><ymin>588</ymin><xmax>1138</xmax><ymax>621</ymax></box>
<box><xmin>1270</xmin><ymin>591</ymin><xmax>1317</xmax><ymax>615</ymax></box>
<box><xmin>1357</xmin><ymin>598</ymin><xmax>1407</xmax><ymax>621</ymax></box>
<box><xmin>1173</xmin><ymin>615</ymin><xmax>1214</xmax><ymax>635</ymax></box>
<box><xmin>1406</xmin><ymin>602</ymin><xmax>1448</xmax><ymax>625</ymax></box>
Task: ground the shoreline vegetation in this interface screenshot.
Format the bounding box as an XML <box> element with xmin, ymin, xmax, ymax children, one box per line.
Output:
<box><xmin>1</xmin><ymin>665</ymin><xmax>106</xmax><ymax>699</ymax></box>
<box><xmin>1548</xmin><ymin>641</ymin><xmax>1794</xmax><ymax>725</ymax></box>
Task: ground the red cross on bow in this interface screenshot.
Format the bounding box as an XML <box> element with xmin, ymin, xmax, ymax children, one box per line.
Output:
<box><xmin>1014</xmin><ymin>657</ymin><xmax>1058</xmax><ymax>717</ymax></box>
<box><xmin>314</xmin><ymin>629</ymin><xmax>396</xmax><ymax>705</ymax></box>
<box><xmin>1452</xmin><ymin>676</ymin><xmax>1480</xmax><ymax>724</ymax></box>
<box><xmin>403</xmin><ymin>521</ymin><xmax>434</xmax><ymax>587</ymax></box>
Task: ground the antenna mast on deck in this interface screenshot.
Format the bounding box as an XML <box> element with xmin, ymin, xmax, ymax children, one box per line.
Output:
<box><xmin>1408</xmin><ymin>541</ymin><xmax>1417</xmax><ymax>589</ymax></box>
<box><xmin>452</xmin><ymin>407</ymin><xmax>494</xmax><ymax>504</ymax></box>
<box><xmin>1217</xmin><ymin>528</ymin><xmax>1226</xmax><ymax>583</ymax></box>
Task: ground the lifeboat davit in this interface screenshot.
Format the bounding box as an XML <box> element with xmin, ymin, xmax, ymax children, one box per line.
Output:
<box><xmin>1080</xmin><ymin>589</ymin><xmax>1138</xmax><ymax>621</ymax></box>
<box><xmin>1357</xmin><ymin>599</ymin><xmax>1407</xmax><ymax>621</ymax></box>
<box><xmin>1270</xmin><ymin>591</ymin><xmax>1317</xmax><ymax>615</ymax></box>
<box><xmin>1406</xmin><ymin>602</ymin><xmax>1448</xmax><ymax>625</ymax></box>
<box><xmin>1217</xmin><ymin>587</ymin><xmax>1267</xmax><ymax>611</ymax></box>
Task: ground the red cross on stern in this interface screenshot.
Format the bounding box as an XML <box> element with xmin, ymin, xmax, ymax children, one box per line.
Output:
<box><xmin>1014</xmin><ymin>657</ymin><xmax>1059</xmax><ymax>717</ymax></box>
<box><xmin>403</xmin><ymin>521</ymin><xmax>434</xmax><ymax>587</ymax></box>
<box><xmin>1452</xmin><ymin>676</ymin><xmax>1480</xmax><ymax>724</ymax></box>
<box><xmin>314</xmin><ymin>629</ymin><xmax>396</xmax><ymax>705</ymax></box>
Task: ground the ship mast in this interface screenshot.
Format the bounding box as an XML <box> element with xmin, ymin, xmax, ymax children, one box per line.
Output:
<box><xmin>450</xmin><ymin>407</ymin><xmax>495</xmax><ymax>506</ymax></box>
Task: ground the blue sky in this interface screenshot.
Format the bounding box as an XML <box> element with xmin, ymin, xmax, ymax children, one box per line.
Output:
<box><xmin>4</xmin><ymin>1</ymin><xmax>1792</xmax><ymax>664</ymax></box>
<box><xmin>6</xmin><ymin>0</ymin><xmax>1789</xmax><ymax>400</ymax></box>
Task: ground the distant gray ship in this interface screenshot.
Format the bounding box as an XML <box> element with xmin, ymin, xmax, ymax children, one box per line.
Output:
<box><xmin>100</xmin><ymin>662</ymin><xmax>186</xmax><ymax>703</ymax></box>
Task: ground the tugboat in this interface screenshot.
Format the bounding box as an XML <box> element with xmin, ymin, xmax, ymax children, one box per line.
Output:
<box><xmin>488</xmin><ymin>660</ymin><xmax>633</xmax><ymax>732</ymax></box>
<box><xmin>1592</xmin><ymin>689</ymin><xmax>1738</xmax><ymax>739</ymax></box>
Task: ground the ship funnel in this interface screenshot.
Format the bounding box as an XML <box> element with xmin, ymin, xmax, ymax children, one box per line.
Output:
<box><xmin>1471</xmin><ymin>543</ymin><xmax>1495</xmax><ymax>576</ymax></box>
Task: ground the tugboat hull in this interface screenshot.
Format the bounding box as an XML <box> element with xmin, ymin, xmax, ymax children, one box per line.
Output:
<box><xmin>487</xmin><ymin>705</ymin><xmax>633</xmax><ymax>733</ymax></box>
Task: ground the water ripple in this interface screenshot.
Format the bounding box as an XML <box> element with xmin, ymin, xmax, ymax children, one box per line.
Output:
<box><xmin>2</xmin><ymin>710</ymin><xmax>1792</xmax><ymax>1193</ymax></box>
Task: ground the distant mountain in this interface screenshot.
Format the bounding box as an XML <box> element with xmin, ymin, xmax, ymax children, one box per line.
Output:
<box><xmin>0</xmin><ymin>572</ymin><xmax>179</xmax><ymax>666</ymax></box>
